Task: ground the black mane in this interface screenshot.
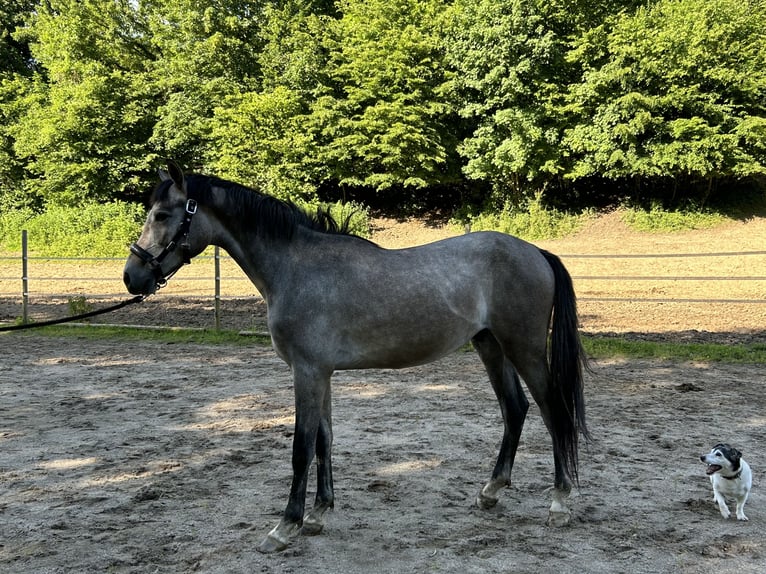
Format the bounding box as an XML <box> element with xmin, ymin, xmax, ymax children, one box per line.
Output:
<box><xmin>152</xmin><ymin>173</ymin><xmax>355</xmax><ymax>240</ymax></box>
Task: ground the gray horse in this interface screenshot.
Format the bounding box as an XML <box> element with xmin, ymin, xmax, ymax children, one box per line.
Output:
<box><xmin>123</xmin><ymin>162</ymin><xmax>589</xmax><ymax>553</ymax></box>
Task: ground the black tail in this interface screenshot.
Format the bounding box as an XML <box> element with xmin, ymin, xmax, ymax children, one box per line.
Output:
<box><xmin>540</xmin><ymin>249</ymin><xmax>589</xmax><ymax>485</ymax></box>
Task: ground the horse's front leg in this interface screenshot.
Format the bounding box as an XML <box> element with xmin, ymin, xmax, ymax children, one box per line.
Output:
<box><xmin>257</xmin><ymin>365</ymin><xmax>332</xmax><ymax>553</ymax></box>
<box><xmin>302</xmin><ymin>387</ymin><xmax>334</xmax><ymax>535</ymax></box>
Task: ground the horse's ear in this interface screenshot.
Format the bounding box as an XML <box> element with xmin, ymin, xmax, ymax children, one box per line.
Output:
<box><xmin>165</xmin><ymin>159</ymin><xmax>185</xmax><ymax>191</ymax></box>
<box><xmin>158</xmin><ymin>168</ymin><xmax>170</xmax><ymax>181</ymax></box>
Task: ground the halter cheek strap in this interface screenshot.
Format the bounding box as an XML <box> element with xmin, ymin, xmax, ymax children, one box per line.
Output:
<box><xmin>129</xmin><ymin>198</ymin><xmax>198</xmax><ymax>289</ymax></box>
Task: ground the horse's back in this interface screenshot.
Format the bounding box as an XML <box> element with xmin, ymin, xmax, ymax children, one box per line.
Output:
<box><xmin>295</xmin><ymin>230</ymin><xmax>552</xmax><ymax>311</ymax></box>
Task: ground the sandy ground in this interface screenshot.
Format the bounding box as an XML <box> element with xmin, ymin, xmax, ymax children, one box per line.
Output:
<box><xmin>1</xmin><ymin>335</ymin><xmax>765</xmax><ymax>574</ymax></box>
<box><xmin>1</xmin><ymin>212</ymin><xmax>766</xmax><ymax>573</ymax></box>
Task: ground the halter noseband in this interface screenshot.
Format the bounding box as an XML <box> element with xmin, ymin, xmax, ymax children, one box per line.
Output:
<box><xmin>129</xmin><ymin>198</ymin><xmax>198</xmax><ymax>289</ymax></box>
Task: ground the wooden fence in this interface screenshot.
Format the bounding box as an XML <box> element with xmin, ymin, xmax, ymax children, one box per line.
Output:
<box><xmin>2</xmin><ymin>231</ymin><xmax>765</xmax><ymax>331</ymax></box>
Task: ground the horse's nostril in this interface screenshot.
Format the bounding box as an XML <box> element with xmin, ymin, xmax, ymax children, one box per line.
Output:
<box><xmin>123</xmin><ymin>271</ymin><xmax>131</xmax><ymax>287</ymax></box>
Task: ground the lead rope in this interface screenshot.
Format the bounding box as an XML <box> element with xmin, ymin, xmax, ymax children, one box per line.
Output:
<box><xmin>0</xmin><ymin>294</ymin><xmax>147</xmax><ymax>332</ymax></box>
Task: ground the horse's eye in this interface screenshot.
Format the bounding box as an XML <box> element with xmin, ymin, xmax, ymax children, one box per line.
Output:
<box><xmin>154</xmin><ymin>212</ymin><xmax>171</xmax><ymax>223</ymax></box>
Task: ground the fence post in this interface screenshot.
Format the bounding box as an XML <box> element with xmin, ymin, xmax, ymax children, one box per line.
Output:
<box><xmin>21</xmin><ymin>230</ymin><xmax>28</xmax><ymax>324</ymax></box>
<box><xmin>214</xmin><ymin>246</ymin><xmax>221</xmax><ymax>330</ymax></box>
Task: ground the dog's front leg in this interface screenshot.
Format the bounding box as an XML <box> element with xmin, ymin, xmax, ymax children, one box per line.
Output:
<box><xmin>714</xmin><ymin>492</ymin><xmax>731</xmax><ymax>519</ymax></box>
<box><xmin>735</xmin><ymin>498</ymin><xmax>749</xmax><ymax>521</ymax></box>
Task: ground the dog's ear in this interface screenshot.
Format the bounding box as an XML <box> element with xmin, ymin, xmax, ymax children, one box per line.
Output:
<box><xmin>731</xmin><ymin>448</ymin><xmax>742</xmax><ymax>463</ymax></box>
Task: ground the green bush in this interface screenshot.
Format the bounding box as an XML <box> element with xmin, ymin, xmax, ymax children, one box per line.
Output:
<box><xmin>620</xmin><ymin>203</ymin><xmax>729</xmax><ymax>232</ymax></box>
<box><xmin>458</xmin><ymin>194</ymin><xmax>589</xmax><ymax>241</ymax></box>
<box><xmin>299</xmin><ymin>200</ymin><xmax>371</xmax><ymax>238</ymax></box>
<box><xmin>327</xmin><ymin>201</ymin><xmax>371</xmax><ymax>238</ymax></box>
<box><xmin>0</xmin><ymin>201</ymin><xmax>146</xmax><ymax>257</ymax></box>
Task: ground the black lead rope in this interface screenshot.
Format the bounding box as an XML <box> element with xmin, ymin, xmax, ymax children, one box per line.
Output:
<box><xmin>0</xmin><ymin>295</ymin><xmax>147</xmax><ymax>332</ymax></box>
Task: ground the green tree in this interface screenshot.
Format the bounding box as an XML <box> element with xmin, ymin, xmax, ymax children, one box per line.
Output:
<box><xmin>3</xmin><ymin>0</ymin><xmax>269</xmax><ymax>207</ymax></box>
<box><xmin>6</xmin><ymin>0</ymin><xmax>157</xmax><ymax>206</ymax></box>
<box><xmin>208</xmin><ymin>86</ymin><xmax>316</xmax><ymax>199</ymax></box>
<box><xmin>445</xmin><ymin>0</ymin><xmax>581</xmax><ymax>202</ymax></box>
<box><xmin>0</xmin><ymin>0</ymin><xmax>38</xmax><ymax>209</ymax></box>
<box><xmin>306</xmin><ymin>0</ymin><xmax>458</xmax><ymax>194</ymax></box>
<box><xmin>563</xmin><ymin>0</ymin><xmax>766</xmax><ymax>202</ymax></box>
<box><xmin>206</xmin><ymin>1</ymin><xmax>328</xmax><ymax>199</ymax></box>
<box><xmin>2</xmin><ymin>0</ymin><xmax>763</xmax><ymax>215</ymax></box>
<box><xmin>0</xmin><ymin>0</ymin><xmax>36</xmax><ymax>78</ymax></box>
<box><xmin>259</xmin><ymin>0</ymin><xmax>336</xmax><ymax>97</ymax></box>
<box><xmin>0</xmin><ymin>75</ymin><xmax>36</xmax><ymax>210</ymax></box>
<box><xmin>147</xmin><ymin>0</ymin><xmax>267</xmax><ymax>166</ymax></box>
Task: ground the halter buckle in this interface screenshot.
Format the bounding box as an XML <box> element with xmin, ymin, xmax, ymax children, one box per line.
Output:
<box><xmin>186</xmin><ymin>199</ymin><xmax>198</xmax><ymax>215</ymax></box>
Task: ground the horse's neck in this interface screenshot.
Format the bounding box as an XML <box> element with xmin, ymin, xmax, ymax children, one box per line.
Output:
<box><xmin>213</xmin><ymin>225</ymin><xmax>292</xmax><ymax>304</ymax></box>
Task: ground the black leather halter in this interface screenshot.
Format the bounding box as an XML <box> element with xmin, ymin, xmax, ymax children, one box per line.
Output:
<box><xmin>129</xmin><ymin>198</ymin><xmax>198</xmax><ymax>289</ymax></box>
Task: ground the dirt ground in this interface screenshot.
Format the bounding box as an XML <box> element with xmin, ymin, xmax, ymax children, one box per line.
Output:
<box><xmin>1</xmin><ymin>336</ymin><xmax>765</xmax><ymax>574</ymax></box>
<box><xmin>1</xmin><ymin>213</ymin><xmax>766</xmax><ymax>573</ymax></box>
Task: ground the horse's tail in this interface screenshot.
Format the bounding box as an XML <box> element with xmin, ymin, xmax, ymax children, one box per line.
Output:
<box><xmin>540</xmin><ymin>249</ymin><xmax>590</xmax><ymax>485</ymax></box>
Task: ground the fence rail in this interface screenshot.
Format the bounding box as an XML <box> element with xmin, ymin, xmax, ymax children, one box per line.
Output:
<box><xmin>560</xmin><ymin>250</ymin><xmax>766</xmax><ymax>258</ymax></box>
<box><xmin>2</xmin><ymin>231</ymin><xmax>766</xmax><ymax>329</ymax></box>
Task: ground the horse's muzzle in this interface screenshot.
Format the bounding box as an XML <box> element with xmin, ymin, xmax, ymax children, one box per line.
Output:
<box><xmin>123</xmin><ymin>269</ymin><xmax>157</xmax><ymax>296</ymax></box>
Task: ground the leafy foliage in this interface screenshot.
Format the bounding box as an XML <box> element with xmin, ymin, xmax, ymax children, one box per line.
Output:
<box><xmin>620</xmin><ymin>203</ymin><xmax>729</xmax><ymax>232</ymax></box>
<box><xmin>0</xmin><ymin>0</ymin><xmax>763</xmax><ymax>219</ymax></box>
<box><xmin>445</xmin><ymin>0</ymin><xmax>571</xmax><ymax>199</ymax></box>
<box><xmin>563</xmin><ymin>0</ymin><xmax>766</xmax><ymax>199</ymax></box>
<box><xmin>0</xmin><ymin>201</ymin><xmax>145</xmax><ymax>256</ymax></box>
<box><xmin>460</xmin><ymin>193</ymin><xmax>588</xmax><ymax>240</ymax></box>
<box><xmin>147</xmin><ymin>0</ymin><xmax>267</xmax><ymax>164</ymax></box>
<box><xmin>319</xmin><ymin>200</ymin><xmax>371</xmax><ymax>238</ymax></box>
<box><xmin>305</xmin><ymin>0</ymin><xmax>458</xmax><ymax>193</ymax></box>
<box><xmin>0</xmin><ymin>196</ymin><xmax>368</xmax><ymax>256</ymax></box>
<box><xmin>5</xmin><ymin>0</ymin><xmax>159</xmax><ymax>207</ymax></box>
<box><xmin>0</xmin><ymin>0</ymin><xmax>37</xmax><ymax>78</ymax></box>
<box><xmin>208</xmin><ymin>86</ymin><xmax>314</xmax><ymax>200</ymax></box>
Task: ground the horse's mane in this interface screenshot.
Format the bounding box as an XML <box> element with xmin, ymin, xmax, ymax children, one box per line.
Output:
<box><xmin>152</xmin><ymin>173</ymin><xmax>356</xmax><ymax>241</ymax></box>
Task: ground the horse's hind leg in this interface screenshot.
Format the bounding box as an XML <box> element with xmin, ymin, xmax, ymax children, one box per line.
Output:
<box><xmin>492</xmin><ymin>323</ymin><xmax>578</xmax><ymax>527</ymax></box>
<box><xmin>473</xmin><ymin>329</ymin><xmax>529</xmax><ymax>509</ymax></box>
<box><xmin>514</xmin><ymin>356</ymin><xmax>574</xmax><ymax>527</ymax></box>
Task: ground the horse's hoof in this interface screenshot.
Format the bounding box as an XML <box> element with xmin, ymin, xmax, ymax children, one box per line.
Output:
<box><xmin>476</xmin><ymin>491</ymin><xmax>499</xmax><ymax>510</ymax></box>
<box><xmin>301</xmin><ymin>518</ymin><xmax>324</xmax><ymax>536</ymax></box>
<box><xmin>256</xmin><ymin>533</ymin><xmax>289</xmax><ymax>554</ymax></box>
<box><xmin>547</xmin><ymin>509</ymin><xmax>571</xmax><ymax>527</ymax></box>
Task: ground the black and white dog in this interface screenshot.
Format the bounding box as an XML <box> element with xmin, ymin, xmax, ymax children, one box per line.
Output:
<box><xmin>700</xmin><ymin>443</ymin><xmax>752</xmax><ymax>521</ymax></box>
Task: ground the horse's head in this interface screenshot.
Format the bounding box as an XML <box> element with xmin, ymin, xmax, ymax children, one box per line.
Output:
<box><xmin>123</xmin><ymin>161</ymin><xmax>211</xmax><ymax>295</ymax></box>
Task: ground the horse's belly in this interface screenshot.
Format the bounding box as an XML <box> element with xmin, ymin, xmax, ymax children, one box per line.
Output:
<box><xmin>332</xmin><ymin>320</ymin><xmax>479</xmax><ymax>370</ymax></box>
